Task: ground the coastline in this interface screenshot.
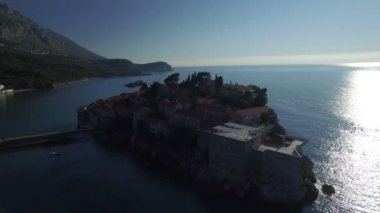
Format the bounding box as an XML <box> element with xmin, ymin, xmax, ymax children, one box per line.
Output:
<box><xmin>53</xmin><ymin>78</ymin><xmax>90</xmax><ymax>87</ymax></box>
<box><xmin>1</xmin><ymin>79</ymin><xmax>90</xmax><ymax>95</ymax></box>
<box><xmin>3</xmin><ymin>71</ymin><xmax>161</xmax><ymax>95</ymax></box>
<box><xmin>13</xmin><ymin>88</ymin><xmax>35</xmax><ymax>93</ymax></box>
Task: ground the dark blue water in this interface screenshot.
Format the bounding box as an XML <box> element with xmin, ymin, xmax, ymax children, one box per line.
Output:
<box><xmin>1</xmin><ymin>65</ymin><xmax>379</xmax><ymax>212</ymax></box>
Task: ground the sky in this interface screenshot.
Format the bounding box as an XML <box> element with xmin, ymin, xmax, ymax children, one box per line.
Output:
<box><xmin>3</xmin><ymin>0</ymin><xmax>380</xmax><ymax>66</ymax></box>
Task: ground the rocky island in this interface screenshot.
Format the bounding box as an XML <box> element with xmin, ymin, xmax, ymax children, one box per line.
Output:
<box><xmin>77</xmin><ymin>72</ymin><xmax>318</xmax><ymax>204</ymax></box>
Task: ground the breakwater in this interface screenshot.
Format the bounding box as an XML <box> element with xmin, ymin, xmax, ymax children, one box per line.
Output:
<box><xmin>0</xmin><ymin>129</ymin><xmax>93</xmax><ymax>150</ymax></box>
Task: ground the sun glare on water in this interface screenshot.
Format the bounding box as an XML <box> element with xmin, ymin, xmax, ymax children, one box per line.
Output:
<box><xmin>347</xmin><ymin>71</ymin><xmax>380</xmax><ymax>129</ymax></box>
<box><xmin>327</xmin><ymin>64</ymin><xmax>380</xmax><ymax>212</ymax></box>
<box><xmin>343</xmin><ymin>62</ymin><xmax>380</xmax><ymax>69</ymax></box>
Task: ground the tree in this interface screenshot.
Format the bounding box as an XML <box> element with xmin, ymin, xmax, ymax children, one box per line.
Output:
<box><xmin>190</xmin><ymin>72</ymin><xmax>197</xmax><ymax>86</ymax></box>
<box><xmin>164</xmin><ymin>73</ymin><xmax>180</xmax><ymax>86</ymax></box>
<box><xmin>215</xmin><ymin>76</ymin><xmax>223</xmax><ymax>89</ymax></box>
<box><xmin>253</xmin><ymin>88</ymin><xmax>267</xmax><ymax>107</ymax></box>
<box><xmin>196</xmin><ymin>72</ymin><xmax>210</xmax><ymax>81</ymax></box>
<box><xmin>146</xmin><ymin>81</ymin><xmax>162</xmax><ymax>97</ymax></box>
<box><xmin>140</xmin><ymin>82</ymin><xmax>148</xmax><ymax>90</ymax></box>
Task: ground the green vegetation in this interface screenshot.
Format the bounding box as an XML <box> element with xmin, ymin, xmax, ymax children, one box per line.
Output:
<box><xmin>125</xmin><ymin>80</ymin><xmax>146</xmax><ymax>88</ymax></box>
<box><xmin>140</xmin><ymin>71</ymin><xmax>267</xmax><ymax>108</ymax></box>
<box><xmin>218</xmin><ymin>84</ymin><xmax>267</xmax><ymax>108</ymax></box>
<box><xmin>0</xmin><ymin>51</ymin><xmax>171</xmax><ymax>90</ymax></box>
<box><xmin>214</xmin><ymin>74</ymin><xmax>223</xmax><ymax>89</ymax></box>
<box><xmin>144</xmin><ymin>81</ymin><xmax>163</xmax><ymax>98</ymax></box>
<box><xmin>164</xmin><ymin>73</ymin><xmax>180</xmax><ymax>86</ymax></box>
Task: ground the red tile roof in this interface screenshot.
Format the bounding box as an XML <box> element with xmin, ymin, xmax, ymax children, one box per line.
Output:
<box><xmin>224</xmin><ymin>84</ymin><xmax>253</xmax><ymax>93</ymax></box>
<box><xmin>108</xmin><ymin>95</ymin><xmax>123</xmax><ymax>101</ymax></box>
<box><xmin>236</xmin><ymin>106</ymin><xmax>268</xmax><ymax>117</ymax></box>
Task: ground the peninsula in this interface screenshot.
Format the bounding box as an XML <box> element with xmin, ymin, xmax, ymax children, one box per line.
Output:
<box><xmin>77</xmin><ymin>72</ymin><xmax>318</xmax><ymax>203</ymax></box>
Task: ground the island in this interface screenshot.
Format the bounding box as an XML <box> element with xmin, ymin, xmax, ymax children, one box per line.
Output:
<box><xmin>77</xmin><ymin>72</ymin><xmax>318</xmax><ymax>204</ymax></box>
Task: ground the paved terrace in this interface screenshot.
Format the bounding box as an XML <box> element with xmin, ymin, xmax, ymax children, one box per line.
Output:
<box><xmin>211</xmin><ymin>122</ymin><xmax>263</xmax><ymax>142</ymax></box>
<box><xmin>258</xmin><ymin>139</ymin><xmax>304</xmax><ymax>157</ymax></box>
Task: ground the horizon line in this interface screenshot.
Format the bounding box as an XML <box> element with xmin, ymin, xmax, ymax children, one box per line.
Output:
<box><xmin>165</xmin><ymin>51</ymin><xmax>380</xmax><ymax>68</ymax></box>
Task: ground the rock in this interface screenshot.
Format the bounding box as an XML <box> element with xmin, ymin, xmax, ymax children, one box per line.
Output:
<box><xmin>302</xmin><ymin>156</ymin><xmax>317</xmax><ymax>183</ymax></box>
<box><xmin>51</xmin><ymin>151</ymin><xmax>60</xmax><ymax>156</ymax></box>
<box><xmin>321</xmin><ymin>184</ymin><xmax>335</xmax><ymax>195</ymax></box>
<box><xmin>303</xmin><ymin>178</ymin><xmax>319</xmax><ymax>203</ymax></box>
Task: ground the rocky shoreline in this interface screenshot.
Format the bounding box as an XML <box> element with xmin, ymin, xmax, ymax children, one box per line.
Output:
<box><xmin>95</xmin><ymin>117</ymin><xmax>318</xmax><ymax>204</ymax></box>
<box><xmin>78</xmin><ymin>72</ymin><xmax>319</xmax><ymax>204</ymax></box>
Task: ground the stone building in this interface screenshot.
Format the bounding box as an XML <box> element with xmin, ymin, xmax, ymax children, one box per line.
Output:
<box><xmin>197</xmin><ymin>122</ymin><xmax>305</xmax><ymax>198</ymax></box>
<box><xmin>198</xmin><ymin>122</ymin><xmax>264</xmax><ymax>182</ymax></box>
<box><xmin>232</xmin><ymin>106</ymin><xmax>269</xmax><ymax>126</ymax></box>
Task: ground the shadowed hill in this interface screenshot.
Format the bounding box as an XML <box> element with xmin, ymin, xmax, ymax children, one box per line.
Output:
<box><xmin>0</xmin><ymin>3</ymin><xmax>104</xmax><ymax>60</ymax></box>
<box><xmin>0</xmin><ymin>4</ymin><xmax>172</xmax><ymax>90</ymax></box>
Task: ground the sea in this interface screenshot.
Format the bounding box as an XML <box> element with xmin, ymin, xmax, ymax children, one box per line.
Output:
<box><xmin>0</xmin><ymin>65</ymin><xmax>379</xmax><ymax>213</ymax></box>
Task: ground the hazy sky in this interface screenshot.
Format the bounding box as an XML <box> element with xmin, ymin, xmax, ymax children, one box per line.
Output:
<box><xmin>5</xmin><ymin>0</ymin><xmax>380</xmax><ymax>66</ymax></box>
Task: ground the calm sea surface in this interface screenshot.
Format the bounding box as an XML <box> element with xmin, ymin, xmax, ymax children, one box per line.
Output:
<box><xmin>0</xmin><ymin>65</ymin><xmax>379</xmax><ymax>212</ymax></box>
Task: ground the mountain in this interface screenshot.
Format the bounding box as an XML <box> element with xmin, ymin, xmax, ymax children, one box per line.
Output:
<box><xmin>137</xmin><ymin>62</ymin><xmax>173</xmax><ymax>73</ymax></box>
<box><xmin>0</xmin><ymin>4</ymin><xmax>103</xmax><ymax>60</ymax></box>
<box><xmin>0</xmin><ymin>4</ymin><xmax>172</xmax><ymax>90</ymax></box>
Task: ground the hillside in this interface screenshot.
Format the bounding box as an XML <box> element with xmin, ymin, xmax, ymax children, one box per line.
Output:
<box><xmin>0</xmin><ymin>4</ymin><xmax>103</xmax><ymax>60</ymax></box>
<box><xmin>0</xmin><ymin>51</ymin><xmax>172</xmax><ymax>89</ymax></box>
<box><xmin>137</xmin><ymin>62</ymin><xmax>174</xmax><ymax>73</ymax></box>
<box><xmin>0</xmin><ymin>4</ymin><xmax>172</xmax><ymax>90</ymax></box>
